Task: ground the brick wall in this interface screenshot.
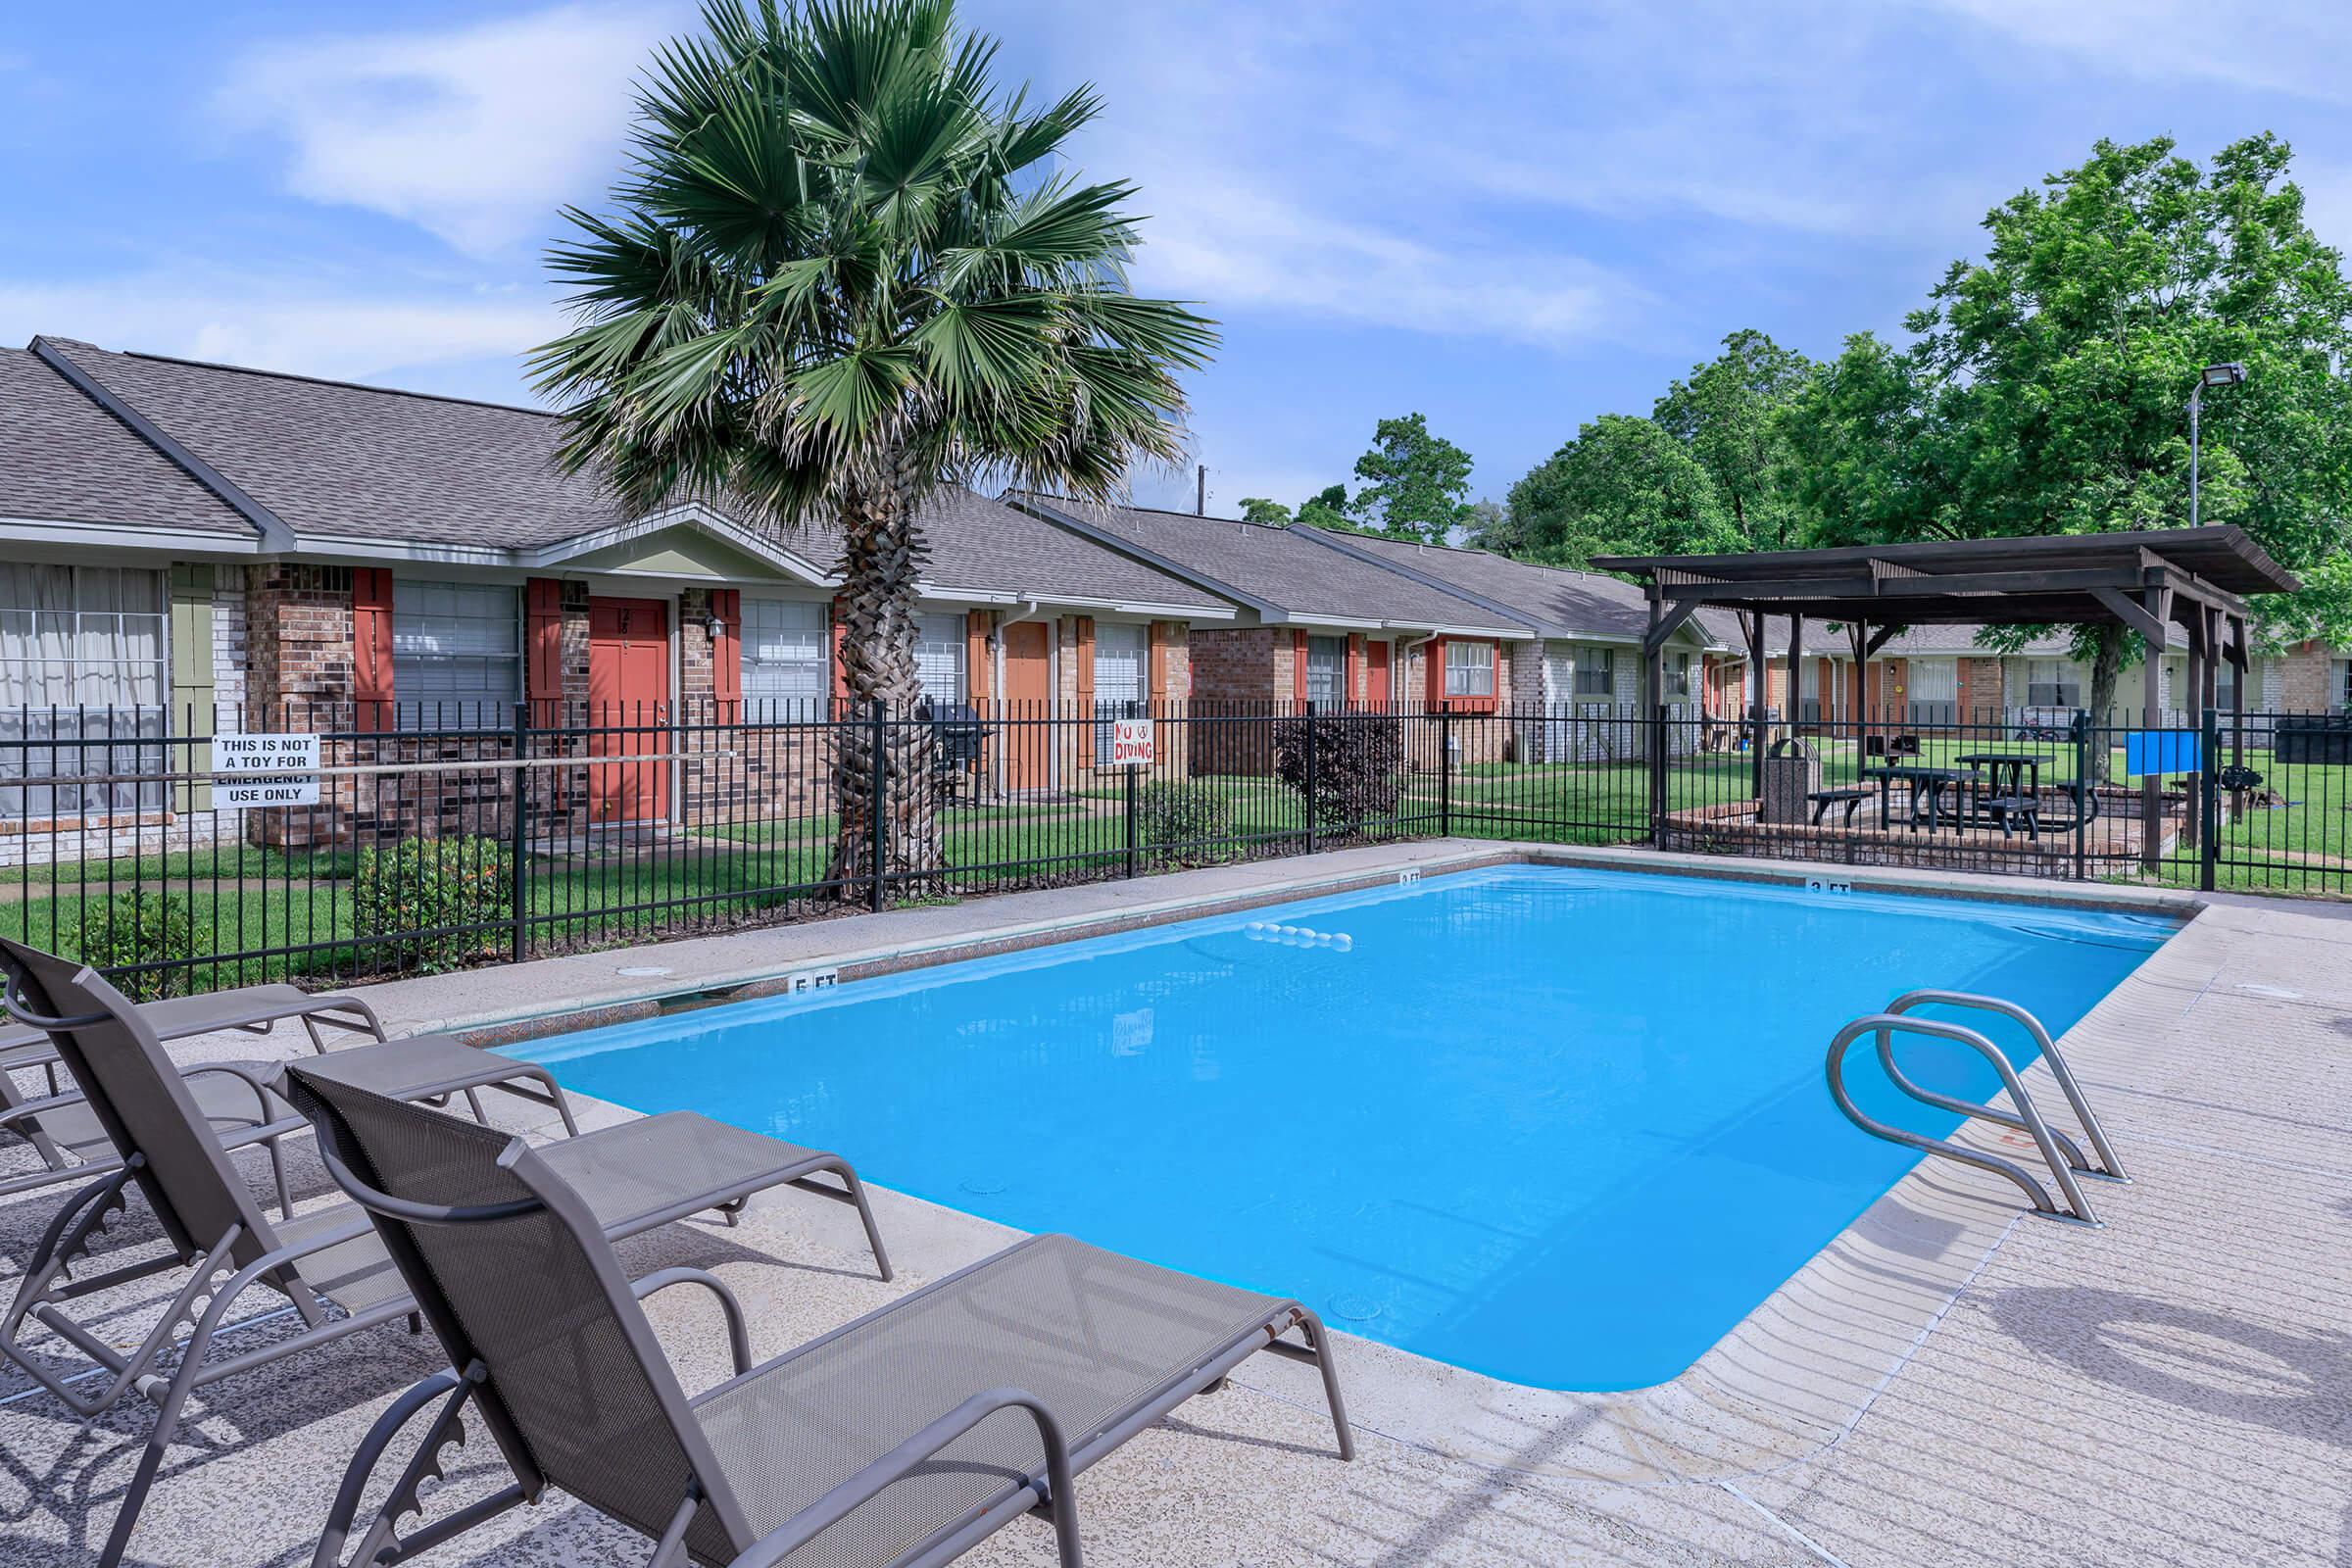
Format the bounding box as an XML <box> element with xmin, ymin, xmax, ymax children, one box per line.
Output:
<box><xmin>1189</xmin><ymin>627</ymin><xmax>1285</xmax><ymax>707</ymax></box>
<box><xmin>2280</xmin><ymin>642</ymin><xmax>2337</xmax><ymax>711</ymax></box>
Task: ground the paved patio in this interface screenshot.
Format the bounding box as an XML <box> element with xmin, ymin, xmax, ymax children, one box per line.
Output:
<box><xmin>2</xmin><ymin>842</ymin><xmax>2345</xmax><ymax>1566</ymax></box>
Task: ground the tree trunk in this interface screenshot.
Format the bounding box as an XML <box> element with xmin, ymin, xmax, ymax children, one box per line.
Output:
<box><xmin>828</xmin><ymin>452</ymin><xmax>945</xmax><ymax>897</ymax></box>
<box><xmin>2084</xmin><ymin>623</ymin><xmax>2126</xmax><ymax>785</ymax></box>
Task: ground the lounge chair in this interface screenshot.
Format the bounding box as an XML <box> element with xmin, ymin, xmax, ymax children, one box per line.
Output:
<box><xmin>0</xmin><ymin>981</ymin><xmax>386</xmax><ymax>1201</ymax></box>
<box><xmin>287</xmin><ymin>1064</ymin><xmax>1354</xmax><ymax>1568</ymax></box>
<box><xmin>0</xmin><ymin>966</ymin><xmax>587</xmax><ymax>1206</ymax></box>
<box><xmin>0</xmin><ymin>936</ymin><xmax>893</xmax><ymax>1568</ymax></box>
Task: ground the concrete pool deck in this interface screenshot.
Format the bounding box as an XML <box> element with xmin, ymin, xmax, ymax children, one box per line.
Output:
<box><xmin>1</xmin><ymin>841</ymin><xmax>2345</xmax><ymax>1566</ymax></box>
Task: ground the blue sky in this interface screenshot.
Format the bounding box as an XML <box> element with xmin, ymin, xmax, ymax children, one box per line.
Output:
<box><xmin>3</xmin><ymin>1</ymin><xmax>2348</xmax><ymax>514</ymax></box>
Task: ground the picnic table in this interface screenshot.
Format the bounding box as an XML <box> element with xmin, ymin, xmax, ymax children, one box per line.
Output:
<box><xmin>1862</xmin><ymin>763</ymin><xmax>1972</xmax><ymax>834</ymax></box>
<box><xmin>1958</xmin><ymin>751</ymin><xmax>2047</xmax><ymax>839</ymax></box>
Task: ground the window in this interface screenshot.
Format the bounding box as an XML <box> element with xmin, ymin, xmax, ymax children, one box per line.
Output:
<box><xmin>1573</xmin><ymin>646</ymin><xmax>1613</xmax><ymax>698</ymax></box>
<box><xmin>2336</xmin><ymin>658</ymin><xmax>2351</xmax><ymax>710</ymax></box>
<box><xmin>1444</xmin><ymin>639</ymin><xmax>1494</xmax><ymax>700</ymax></box>
<box><xmin>913</xmin><ymin>612</ymin><xmax>965</xmax><ymax>709</ymax></box>
<box><xmin>1304</xmin><ymin>635</ymin><xmax>1346</xmax><ymax>708</ymax></box>
<box><xmin>0</xmin><ymin>564</ymin><xmax>168</xmax><ymax>817</ymax></box>
<box><xmin>1093</xmin><ymin>621</ymin><xmax>1147</xmax><ymax>763</ymax></box>
<box><xmin>741</xmin><ymin>598</ymin><xmax>828</xmax><ymax>716</ymax></box>
<box><xmin>1664</xmin><ymin>651</ymin><xmax>1691</xmax><ymax>700</ymax></box>
<box><xmin>2019</xmin><ymin>659</ymin><xmax>2082</xmax><ymax>709</ymax></box>
<box><xmin>393</xmin><ymin>580</ymin><xmax>521</xmax><ymax>728</ymax></box>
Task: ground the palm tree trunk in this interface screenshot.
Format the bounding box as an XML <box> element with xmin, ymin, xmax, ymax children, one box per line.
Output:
<box><xmin>829</xmin><ymin>456</ymin><xmax>945</xmax><ymax>897</ymax></box>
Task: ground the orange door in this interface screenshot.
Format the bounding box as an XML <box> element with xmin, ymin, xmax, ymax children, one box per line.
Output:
<box><xmin>1001</xmin><ymin>619</ymin><xmax>1054</xmax><ymax>792</ymax></box>
<box><xmin>588</xmin><ymin>597</ymin><xmax>670</xmax><ymax>823</ymax></box>
<box><xmin>1366</xmin><ymin>639</ymin><xmax>1392</xmax><ymax>707</ymax></box>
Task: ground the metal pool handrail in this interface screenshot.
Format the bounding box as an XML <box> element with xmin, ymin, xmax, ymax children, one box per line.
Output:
<box><xmin>1826</xmin><ymin>1011</ymin><xmax>2100</xmax><ymax>1225</ymax></box>
<box><xmin>1885</xmin><ymin>989</ymin><xmax>2127</xmax><ymax>1182</ymax></box>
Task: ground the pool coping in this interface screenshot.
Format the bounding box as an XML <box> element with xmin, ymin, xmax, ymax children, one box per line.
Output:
<box><xmin>336</xmin><ymin>839</ymin><xmax>2221</xmax><ymax>1488</ymax></box>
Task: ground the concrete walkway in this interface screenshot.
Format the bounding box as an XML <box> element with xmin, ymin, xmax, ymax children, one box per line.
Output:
<box><xmin>0</xmin><ymin>843</ymin><xmax>2343</xmax><ymax>1566</ymax></box>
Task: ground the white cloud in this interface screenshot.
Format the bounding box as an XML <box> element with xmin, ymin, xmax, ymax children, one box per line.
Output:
<box><xmin>0</xmin><ymin>271</ymin><xmax>559</xmax><ymax>388</ymax></box>
<box><xmin>1921</xmin><ymin>0</ymin><xmax>2352</xmax><ymax>103</ymax></box>
<box><xmin>220</xmin><ymin>4</ymin><xmax>672</xmax><ymax>256</ymax></box>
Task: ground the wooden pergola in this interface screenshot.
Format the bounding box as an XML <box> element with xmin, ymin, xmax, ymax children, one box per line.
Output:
<box><xmin>1594</xmin><ymin>526</ymin><xmax>2302</xmax><ymax>869</ymax></box>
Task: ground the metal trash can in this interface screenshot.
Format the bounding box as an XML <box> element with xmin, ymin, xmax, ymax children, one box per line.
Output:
<box><xmin>1759</xmin><ymin>737</ymin><xmax>1821</xmax><ymax>825</ymax></box>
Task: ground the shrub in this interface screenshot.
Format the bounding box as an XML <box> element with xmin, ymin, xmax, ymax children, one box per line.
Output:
<box><xmin>65</xmin><ymin>890</ymin><xmax>195</xmax><ymax>1001</ymax></box>
<box><xmin>352</xmin><ymin>834</ymin><xmax>514</xmax><ymax>973</ymax></box>
<box><xmin>1274</xmin><ymin>713</ymin><xmax>1404</xmax><ymax>830</ymax></box>
<box><xmin>1137</xmin><ymin>780</ymin><xmax>1236</xmax><ymax>867</ymax></box>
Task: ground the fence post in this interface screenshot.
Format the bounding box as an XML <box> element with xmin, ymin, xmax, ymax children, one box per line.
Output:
<box><xmin>868</xmin><ymin>697</ymin><xmax>888</xmax><ymax>913</ymax></box>
<box><xmin>509</xmin><ymin>701</ymin><xmax>530</xmax><ymax>964</ymax></box>
<box><xmin>1438</xmin><ymin>709</ymin><xmax>1452</xmax><ymax>837</ymax></box>
<box><xmin>2199</xmin><ymin>705</ymin><xmax>2221</xmax><ymax>893</ymax></box>
<box><xmin>1303</xmin><ymin>700</ymin><xmax>1319</xmax><ymax>855</ymax></box>
<box><xmin>1124</xmin><ymin>699</ymin><xmax>1142</xmax><ymax>878</ymax></box>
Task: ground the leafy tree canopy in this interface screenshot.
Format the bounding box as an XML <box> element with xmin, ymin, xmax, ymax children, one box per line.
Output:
<box><xmin>1653</xmin><ymin>328</ymin><xmax>1812</xmax><ymax>550</ymax></box>
<box><xmin>1784</xmin><ymin>132</ymin><xmax>2352</xmax><ymax>678</ymax></box>
<box><xmin>1349</xmin><ymin>414</ymin><xmax>1475</xmax><ymax>542</ymax></box>
<box><xmin>1238</xmin><ymin>496</ymin><xmax>1292</xmax><ymax>525</ymax></box>
<box><xmin>1506</xmin><ymin>415</ymin><xmax>1740</xmax><ymax>570</ymax></box>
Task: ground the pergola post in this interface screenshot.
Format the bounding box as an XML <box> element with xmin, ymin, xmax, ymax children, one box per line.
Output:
<box><xmin>1786</xmin><ymin>613</ymin><xmax>1805</xmax><ymax>746</ymax></box>
<box><xmin>1741</xmin><ymin>612</ymin><xmax>1766</xmax><ymax>801</ymax></box>
<box><xmin>2181</xmin><ymin>608</ymin><xmax>2208</xmax><ymax>850</ymax></box>
<box><xmin>2139</xmin><ymin>585</ymin><xmax>2169</xmax><ymax>872</ymax></box>
<box><xmin>1846</xmin><ymin>620</ymin><xmax>1869</xmax><ymax>752</ymax></box>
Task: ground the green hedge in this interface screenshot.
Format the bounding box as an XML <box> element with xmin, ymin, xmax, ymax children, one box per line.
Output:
<box><xmin>352</xmin><ymin>835</ymin><xmax>514</xmax><ymax>973</ymax></box>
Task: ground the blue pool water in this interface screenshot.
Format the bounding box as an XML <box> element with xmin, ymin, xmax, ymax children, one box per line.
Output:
<box><xmin>521</xmin><ymin>866</ymin><xmax>2169</xmax><ymax>1391</ymax></box>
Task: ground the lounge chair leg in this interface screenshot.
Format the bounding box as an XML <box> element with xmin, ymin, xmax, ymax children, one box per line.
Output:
<box><xmin>268</xmin><ymin>1136</ymin><xmax>294</xmax><ymax>1218</ymax></box>
<box><xmin>1294</xmin><ymin>1308</ymin><xmax>1356</xmax><ymax>1461</ymax></box>
<box><xmin>837</xmin><ymin>1163</ymin><xmax>894</xmax><ymax>1282</ymax></box>
<box><xmin>462</xmin><ymin>1087</ymin><xmax>491</xmax><ymax>1127</ymax></box>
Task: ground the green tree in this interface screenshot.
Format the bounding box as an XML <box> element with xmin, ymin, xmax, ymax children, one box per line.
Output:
<box><xmin>1506</xmin><ymin>415</ymin><xmax>1740</xmax><ymax>569</ymax></box>
<box><xmin>1460</xmin><ymin>498</ymin><xmax>1516</xmax><ymax>553</ymax></box>
<box><xmin>1297</xmin><ymin>482</ymin><xmax>1352</xmax><ymax>531</ymax></box>
<box><xmin>1349</xmin><ymin>414</ymin><xmax>1475</xmax><ymax>541</ymax></box>
<box><xmin>1238</xmin><ymin>497</ymin><xmax>1292</xmax><ymax>525</ymax></box>
<box><xmin>1652</xmin><ymin>328</ymin><xmax>1813</xmax><ymax>549</ymax></box>
<box><xmin>532</xmin><ymin>0</ymin><xmax>1213</xmax><ymax>884</ymax></box>
<box><xmin>1788</xmin><ymin>133</ymin><xmax>2352</xmax><ymax>716</ymax></box>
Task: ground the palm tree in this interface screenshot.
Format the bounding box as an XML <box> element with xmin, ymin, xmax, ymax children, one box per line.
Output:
<box><xmin>532</xmin><ymin>0</ymin><xmax>1214</xmax><ymax>889</ymax></box>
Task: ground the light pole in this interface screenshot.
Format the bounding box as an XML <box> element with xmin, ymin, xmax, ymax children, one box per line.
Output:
<box><xmin>2188</xmin><ymin>361</ymin><xmax>2246</xmax><ymax>529</ymax></box>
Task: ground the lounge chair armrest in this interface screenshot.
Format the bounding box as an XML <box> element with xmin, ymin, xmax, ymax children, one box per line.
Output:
<box><xmin>729</xmin><ymin>1387</ymin><xmax>1080</xmax><ymax>1568</ymax></box>
<box><xmin>632</xmin><ymin>1266</ymin><xmax>752</xmax><ymax>1375</ymax></box>
<box><xmin>181</xmin><ymin>1061</ymin><xmax>288</xmax><ymax>1123</ymax></box>
<box><xmin>0</xmin><ymin>1089</ymin><xmax>91</xmax><ymax>1132</ymax></box>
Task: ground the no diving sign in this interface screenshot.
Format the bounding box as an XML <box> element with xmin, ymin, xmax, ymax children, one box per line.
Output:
<box><xmin>214</xmin><ymin>733</ymin><xmax>320</xmax><ymax>808</ymax></box>
<box><xmin>1110</xmin><ymin>716</ymin><xmax>1154</xmax><ymax>767</ymax></box>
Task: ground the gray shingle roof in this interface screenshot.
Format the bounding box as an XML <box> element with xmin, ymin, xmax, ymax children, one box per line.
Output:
<box><xmin>1005</xmin><ymin>495</ymin><xmax>1527</xmax><ymax>635</ymax></box>
<box><xmin>1304</xmin><ymin>531</ymin><xmax>1691</xmax><ymax>645</ymax></box>
<box><xmin>12</xmin><ymin>340</ymin><xmax>1223</xmax><ymax>611</ymax></box>
<box><xmin>0</xmin><ymin>347</ymin><xmax>251</xmax><ymax>535</ymax></box>
<box><xmin>46</xmin><ymin>338</ymin><xmax>626</xmax><ymax>549</ymax></box>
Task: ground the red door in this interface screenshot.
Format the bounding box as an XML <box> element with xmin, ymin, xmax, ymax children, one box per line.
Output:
<box><xmin>588</xmin><ymin>598</ymin><xmax>670</xmax><ymax>823</ymax></box>
<box><xmin>1001</xmin><ymin>619</ymin><xmax>1054</xmax><ymax>792</ymax></box>
<box><xmin>1366</xmin><ymin>639</ymin><xmax>1392</xmax><ymax>708</ymax></box>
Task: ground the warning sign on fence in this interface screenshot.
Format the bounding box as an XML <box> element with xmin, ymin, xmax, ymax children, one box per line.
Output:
<box><xmin>1110</xmin><ymin>716</ymin><xmax>1155</xmax><ymax>767</ymax></box>
<box><xmin>213</xmin><ymin>733</ymin><xmax>320</xmax><ymax>808</ymax></box>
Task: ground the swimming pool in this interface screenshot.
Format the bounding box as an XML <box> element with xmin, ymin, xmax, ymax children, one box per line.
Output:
<box><xmin>521</xmin><ymin>865</ymin><xmax>2170</xmax><ymax>1391</ymax></box>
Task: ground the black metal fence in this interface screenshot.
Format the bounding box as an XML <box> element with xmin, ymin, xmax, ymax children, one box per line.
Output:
<box><xmin>0</xmin><ymin>698</ymin><xmax>2341</xmax><ymax>997</ymax></box>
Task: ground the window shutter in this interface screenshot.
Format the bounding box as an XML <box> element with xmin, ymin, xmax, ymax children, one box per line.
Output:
<box><xmin>1292</xmin><ymin>628</ymin><xmax>1309</xmax><ymax>706</ymax></box>
<box><xmin>1425</xmin><ymin>635</ymin><xmax>1446</xmax><ymax>707</ymax></box>
<box><xmin>829</xmin><ymin>594</ymin><xmax>850</xmax><ymax>712</ymax></box>
<box><xmin>353</xmin><ymin>566</ymin><xmax>395</xmax><ymax>730</ymax></box>
<box><xmin>1075</xmin><ymin>615</ymin><xmax>1096</xmax><ymax>711</ymax></box>
<box><xmin>525</xmin><ymin>577</ymin><xmax>564</xmax><ymax>719</ymax></box>
<box><xmin>708</xmin><ymin>588</ymin><xmax>741</xmax><ymax>713</ymax></box>
<box><xmin>1148</xmin><ymin>621</ymin><xmax>1169</xmax><ymax>708</ymax></box>
<box><xmin>1345</xmin><ymin>634</ymin><xmax>1363</xmax><ymax>709</ymax></box>
<box><xmin>965</xmin><ymin>610</ymin><xmax>992</xmax><ymax>708</ymax></box>
<box><xmin>170</xmin><ymin>564</ymin><xmax>215</xmax><ymax>810</ymax></box>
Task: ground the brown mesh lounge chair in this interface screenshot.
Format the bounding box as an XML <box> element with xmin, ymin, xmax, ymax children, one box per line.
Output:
<box><xmin>0</xmin><ymin>937</ymin><xmax>893</xmax><ymax>1568</ymax></box>
<box><xmin>0</xmin><ymin>980</ymin><xmax>385</xmax><ymax>1201</ymax></box>
<box><xmin>284</xmin><ymin>1064</ymin><xmax>1354</xmax><ymax>1568</ymax></box>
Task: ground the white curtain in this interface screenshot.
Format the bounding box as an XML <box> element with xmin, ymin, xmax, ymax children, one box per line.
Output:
<box><xmin>0</xmin><ymin>564</ymin><xmax>169</xmax><ymax>816</ymax></box>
